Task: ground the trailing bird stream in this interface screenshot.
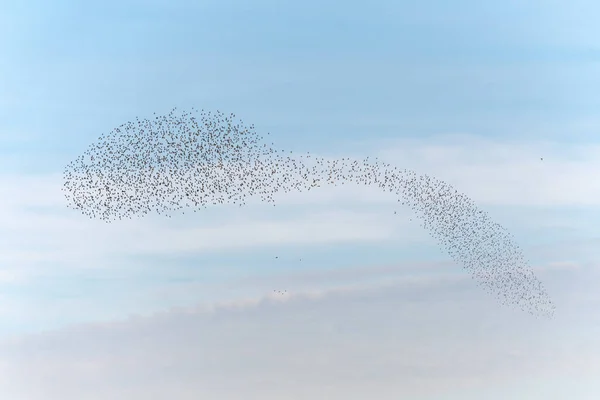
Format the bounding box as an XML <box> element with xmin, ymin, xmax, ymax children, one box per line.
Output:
<box><xmin>62</xmin><ymin>107</ymin><xmax>556</xmax><ymax>319</ymax></box>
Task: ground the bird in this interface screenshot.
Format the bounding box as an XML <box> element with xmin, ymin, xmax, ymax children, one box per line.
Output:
<box><xmin>62</xmin><ymin>107</ymin><xmax>555</xmax><ymax>319</ymax></box>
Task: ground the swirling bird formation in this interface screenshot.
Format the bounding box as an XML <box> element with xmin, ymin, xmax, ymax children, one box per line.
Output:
<box><xmin>62</xmin><ymin>107</ymin><xmax>556</xmax><ymax>319</ymax></box>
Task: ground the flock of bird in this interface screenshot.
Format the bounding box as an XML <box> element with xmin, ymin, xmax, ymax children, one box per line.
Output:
<box><xmin>62</xmin><ymin>107</ymin><xmax>556</xmax><ymax>319</ymax></box>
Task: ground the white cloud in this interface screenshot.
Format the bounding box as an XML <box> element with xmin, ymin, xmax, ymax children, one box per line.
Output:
<box><xmin>0</xmin><ymin>265</ymin><xmax>598</xmax><ymax>400</ymax></box>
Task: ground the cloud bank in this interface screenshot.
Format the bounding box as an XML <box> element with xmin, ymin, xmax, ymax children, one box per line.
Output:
<box><xmin>0</xmin><ymin>263</ymin><xmax>597</xmax><ymax>400</ymax></box>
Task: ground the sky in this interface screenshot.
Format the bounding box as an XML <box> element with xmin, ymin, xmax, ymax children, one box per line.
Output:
<box><xmin>1</xmin><ymin>0</ymin><xmax>600</xmax><ymax>398</ymax></box>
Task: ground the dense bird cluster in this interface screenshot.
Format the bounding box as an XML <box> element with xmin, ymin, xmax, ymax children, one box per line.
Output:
<box><xmin>62</xmin><ymin>108</ymin><xmax>556</xmax><ymax>319</ymax></box>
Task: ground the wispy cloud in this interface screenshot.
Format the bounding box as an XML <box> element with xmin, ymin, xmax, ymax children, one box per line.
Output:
<box><xmin>2</xmin><ymin>135</ymin><xmax>597</xmax><ymax>277</ymax></box>
<box><xmin>370</xmin><ymin>135</ymin><xmax>600</xmax><ymax>207</ymax></box>
<box><xmin>1</xmin><ymin>135</ymin><xmax>598</xmax><ymax>334</ymax></box>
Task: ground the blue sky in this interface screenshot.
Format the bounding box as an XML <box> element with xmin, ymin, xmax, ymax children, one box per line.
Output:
<box><xmin>1</xmin><ymin>0</ymin><xmax>600</xmax><ymax>399</ymax></box>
